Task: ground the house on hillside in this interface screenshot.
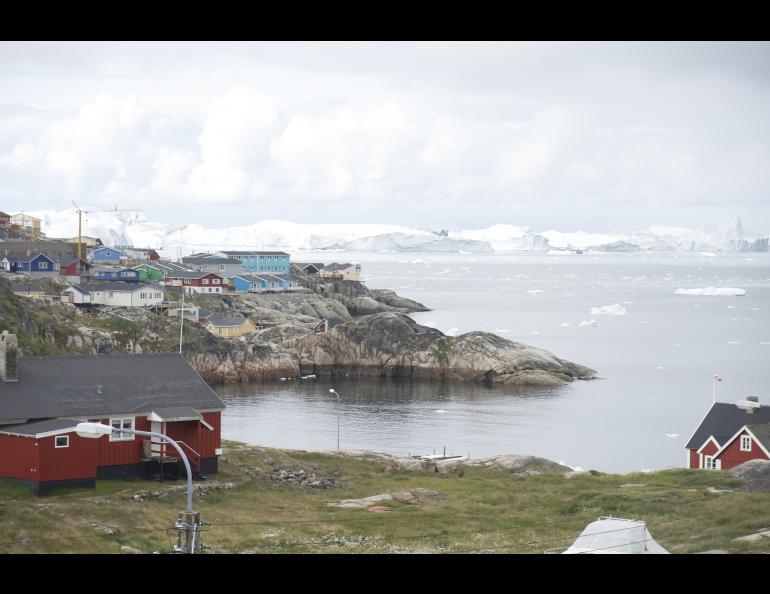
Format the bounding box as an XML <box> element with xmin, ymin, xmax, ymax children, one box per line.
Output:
<box><xmin>0</xmin><ymin>252</ymin><xmax>59</xmax><ymax>276</ymax></box>
<box><xmin>0</xmin><ymin>335</ymin><xmax>225</xmax><ymax>495</ymax></box>
<box><xmin>163</xmin><ymin>271</ymin><xmax>224</xmax><ymax>295</ymax></box>
<box><xmin>11</xmin><ymin>282</ymin><xmax>45</xmax><ymax>300</ymax></box>
<box><xmin>134</xmin><ymin>263</ymin><xmax>166</xmax><ymax>282</ymax></box>
<box><xmin>231</xmin><ymin>273</ymin><xmax>301</xmax><ymax>293</ymax></box>
<box><xmin>685</xmin><ymin>398</ymin><xmax>770</xmax><ymax>470</ymax></box>
<box><xmin>292</xmin><ymin>262</ymin><xmax>324</xmax><ymax>275</ymax></box>
<box><xmin>87</xmin><ymin>266</ymin><xmax>141</xmax><ymax>283</ymax></box>
<box><xmin>88</xmin><ymin>247</ymin><xmax>125</xmax><ymax>265</ymax></box>
<box><xmin>0</xmin><ymin>212</ymin><xmax>11</xmax><ymax>226</ymax></box>
<box><xmin>117</xmin><ymin>246</ymin><xmax>160</xmax><ymax>262</ymax></box>
<box><xmin>203</xmin><ymin>314</ymin><xmax>258</xmax><ymax>337</ymax></box>
<box><xmin>10</xmin><ymin>213</ymin><xmax>42</xmax><ymax>237</ymax></box>
<box><xmin>181</xmin><ymin>256</ymin><xmax>245</xmax><ymax>280</ymax></box>
<box><xmin>58</xmin><ymin>257</ymin><xmax>92</xmax><ymax>278</ymax></box>
<box><xmin>62</xmin><ymin>282</ymin><xmax>164</xmax><ymax>307</ymax></box>
<box><xmin>215</xmin><ymin>251</ymin><xmax>291</xmax><ymax>274</ymax></box>
<box><xmin>320</xmin><ymin>262</ymin><xmax>361</xmax><ymax>281</ymax></box>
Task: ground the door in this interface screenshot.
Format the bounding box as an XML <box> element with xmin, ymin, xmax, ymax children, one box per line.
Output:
<box><xmin>150</xmin><ymin>421</ymin><xmax>163</xmax><ymax>458</ymax></box>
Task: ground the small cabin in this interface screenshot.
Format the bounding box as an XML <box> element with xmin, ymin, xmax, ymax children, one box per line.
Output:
<box><xmin>685</xmin><ymin>398</ymin><xmax>770</xmax><ymax>470</ymax></box>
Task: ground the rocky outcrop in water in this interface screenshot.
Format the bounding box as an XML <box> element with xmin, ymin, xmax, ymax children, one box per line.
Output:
<box><xmin>284</xmin><ymin>312</ymin><xmax>595</xmax><ymax>386</ymax></box>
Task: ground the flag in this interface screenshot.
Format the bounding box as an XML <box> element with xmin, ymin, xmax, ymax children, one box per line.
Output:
<box><xmin>713</xmin><ymin>374</ymin><xmax>723</xmax><ymax>382</ymax></box>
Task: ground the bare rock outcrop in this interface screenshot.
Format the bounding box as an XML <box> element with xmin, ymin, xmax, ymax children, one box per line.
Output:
<box><xmin>727</xmin><ymin>459</ymin><xmax>770</xmax><ymax>491</ymax></box>
<box><xmin>284</xmin><ymin>312</ymin><xmax>595</xmax><ymax>386</ymax></box>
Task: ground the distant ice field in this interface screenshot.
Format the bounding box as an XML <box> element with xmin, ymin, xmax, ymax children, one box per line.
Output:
<box><xmin>220</xmin><ymin>251</ymin><xmax>770</xmax><ymax>473</ymax></box>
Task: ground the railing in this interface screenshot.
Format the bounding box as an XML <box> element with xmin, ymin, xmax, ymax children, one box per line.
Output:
<box><xmin>177</xmin><ymin>441</ymin><xmax>202</xmax><ymax>472</ymax></box>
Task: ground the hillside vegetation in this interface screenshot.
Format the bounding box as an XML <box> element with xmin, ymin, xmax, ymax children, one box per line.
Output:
<box><xmin>1</xmin><ymin>442</ymin><xmax>769</xmax><ymax>554</ymax></box>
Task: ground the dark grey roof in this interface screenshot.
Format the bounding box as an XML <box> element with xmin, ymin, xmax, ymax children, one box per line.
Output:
<box><xmin>11</xmin><ymin>282</ymin><xmax>43</xmax><ymax>293</ymax></box>
<box><xmin>0</xmin><ymin>353</ymin><xmax>224</xmax><ymax>423</ymax></box>
<box><xmin>0</xmin><ymin>418</ymin><xmax>79</xmax><ymax>437</ymax></box>
<box><xmin>206</xmin><ymin>314</ymin><xmax>249</xmax><ymax>327</ymax></box>
<box><xmin>182</xmin><ymin>257</ymin><xmax>241</xmax><ymax>265</ymax></box>
<box><xmin>150</xmin><ymin>407</ymin><xmax>201</xmax><ymax>422</ymax></box>
<box><xmin>197</xmin><ymin>308</ymin><xmax>213</xmax><ymax>318</ymax></box>
<box><xmin>293</xmin><ymin>262</ymin><xmax>324</xmax><ymax>271</ymax></box>
<box><xmin>324</xmin><ymin>262</ymin><xmax>355</xmax><ymax>272</ymax></box>
<box><xmin>686</xmin><ymin>403</ymin><xmax>770</xmax><ymax>449</ymax></box>
<box><xmin>164</xmin><ymin>270</ymin><xmax>221</xmax><ymax>279</ymax></box>
<box><xmin>67</xmin><ymin>282</ymin><xmax>155</xmax><ymax>293</ymax></box>
<box><xmin>2</xmin><ymin>251</ymin><xmax>54</xmax><ymax>263</ymax></box>
<box><xmin>220</xmin><ymin>251</ymin><xmax>289</xmax><ymax>256</ymax></box>
<box><xmin>747</xmin><ymin>422</ymin><xmax>770</xmax><ymax>452</ymax></box>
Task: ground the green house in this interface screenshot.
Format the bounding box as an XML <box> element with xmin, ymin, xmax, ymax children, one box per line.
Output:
<box><xmin>134</xmin><ymin>263</ymin><xmax>165</xmax><ymax>282</ymax></box>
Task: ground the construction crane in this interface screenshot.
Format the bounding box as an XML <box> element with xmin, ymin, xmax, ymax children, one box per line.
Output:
<box><xmin>72</xmin><ymin>201</ymin><xmax>144</xmax><ymax>260</ymax></box>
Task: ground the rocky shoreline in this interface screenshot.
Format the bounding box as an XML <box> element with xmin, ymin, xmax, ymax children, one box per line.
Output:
<box><xmin>1</xmin><ymin>276</ymin><xmax>595</xmax><ymax>387</ymax></box>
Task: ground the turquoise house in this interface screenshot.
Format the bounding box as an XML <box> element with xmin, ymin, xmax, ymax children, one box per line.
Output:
<box><xmin>216</xmin><ymin>251</ymin><xmax>290</xmax><ymax>274</ymax></box>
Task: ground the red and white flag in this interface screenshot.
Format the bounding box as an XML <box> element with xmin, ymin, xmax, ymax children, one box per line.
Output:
<box><xmin>713</xmin><ymin>374</ymin><xmax>723</xmax><ymax>382</ymax></box>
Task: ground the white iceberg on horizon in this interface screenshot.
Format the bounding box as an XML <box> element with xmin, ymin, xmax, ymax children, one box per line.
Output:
<box><xmin>674</xmin><ymin>287</ymin><xmax>746</xmax><ymax>296</ymax></box>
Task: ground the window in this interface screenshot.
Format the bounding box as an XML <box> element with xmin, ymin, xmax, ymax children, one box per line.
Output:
<box><xmin>202</xmin><ymin>278</ymin><xmax>209</xmax><ymax>284</ymax></box>
<box><xmin>704</xmin><ymin>456</ymin><xmax>718</xmax><ymax>470</ymax></box>
<box><xmin>213</xmin><ymin>279</ymin><xmax>220</xmax><ymax>284</ymax></box>
<box><xmin>109</xmin><ymin>418</ymin><xmax>134</xmax><ymax>441</ymax></box>
<box><xmin>220</xmin><ymin>265</ymin><xmax>225</xmax><ymax>271</ymax></box>
<box><xmin>55</xmin><ymin>435</ymin><xmax>69</xmax><ymax>448</ymax></box>
<box><xmin>741</xmin><ymin>435</ymin><xmax>752</xmax><ymax>452</ymax></box>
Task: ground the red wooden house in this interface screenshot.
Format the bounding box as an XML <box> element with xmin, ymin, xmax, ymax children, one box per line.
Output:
<box><xmin>0</xmin><ymin>333</ymin><xmax>225</xmax><ymax>494</ymax></box>
<box><xmin>685</xmin><ymin>399</ymin><xmax>770</xmax><ymax>470</ymax></box>
<box><xmin>164</xmin><ymin>271</ymin><xmax>225</xmax><ymax>295</ymax></box>
<box><xmin>58</xmin><ymin>257</ymin><xmax>93</xmax><ymax>277</ymax></box>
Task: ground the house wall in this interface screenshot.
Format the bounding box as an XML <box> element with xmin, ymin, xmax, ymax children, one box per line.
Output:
<box><xmin>88</xmin><ymin>288</ymin><xmax>164</xmax><ymax>307</ymax></box>
<box><xmin>0</xmin><ymin>433</ymin><xmax>39</xmax><ymax>481</ymax></box>
<box><xmin>689</xmin><ymin>449</ymin><xmax>700</xmax><ymax>469</ymax></box>
<box><xmin>205</xmin><ymin>320</ymin><xmax>256</xmax><ymax>337</ymax></box>
<box><xmin>37</xmin><ymin>433</ymin><xmax>99</xmax><ymax>482</ymax></box>
<box><xmin>89</xmin><ymin>249</ymin><xmax>123</xmax><ymax>264</ymax></box>
<box><xmin>716</xmin><ymin>430</ymin><xmax>770</xmax><ymax>470</ymax></box>
<box><xmin>698</xmin><ymin>440</ymin><xmax>719</xmax><ymax>469</ymax></box>
<box><xmin>96</xmin><ymin>416</ymin><xmax>151</xmax><ymax>467</ymax></box>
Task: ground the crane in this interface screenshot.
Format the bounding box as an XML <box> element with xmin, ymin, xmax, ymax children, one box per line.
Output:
<box><xmin>72</xmin><ymin>201</ymin><xmax>144</xmax><ymax>260</ymax></box>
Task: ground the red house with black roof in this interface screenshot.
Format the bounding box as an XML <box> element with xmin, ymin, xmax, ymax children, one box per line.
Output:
<box><xmin>0</xmin><ymin>332</ymin><xmax>225</xmax><ymax>494</ymax></box>
<box><xmin>685</xmin><ymin>398</ymin><xmax>770</xmax><ymax>470</ymax></box>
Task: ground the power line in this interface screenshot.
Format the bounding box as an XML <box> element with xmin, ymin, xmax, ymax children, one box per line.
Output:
<box><xmin>0</xmin><ymin>526</ymin><xmax>171</xmax><ymax>548</ymax></box>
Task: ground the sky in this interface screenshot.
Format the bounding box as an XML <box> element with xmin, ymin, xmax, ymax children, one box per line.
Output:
<box><xmin>1</xmin><ymin>41</ymin><xmax>769</xmax><ymax>234</ymax></box>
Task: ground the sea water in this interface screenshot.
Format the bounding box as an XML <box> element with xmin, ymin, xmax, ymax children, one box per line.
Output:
<box><xmin>218</xmin><ymin>251</ymin><xmax>770</xmax><ymax>473</ymax></box>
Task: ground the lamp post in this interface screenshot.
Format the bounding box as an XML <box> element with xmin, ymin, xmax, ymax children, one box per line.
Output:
<box><xmin>75</xmin><ymin>422</ymin><xmax>200</xmax><ymax>554</ymax></box>
<box><xmin>329</xmin><ymin>388</ymin><xmax>340</xmax><ymax>451</ymax></box>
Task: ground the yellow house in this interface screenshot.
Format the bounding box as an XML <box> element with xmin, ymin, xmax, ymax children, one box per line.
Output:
<box><xmin>203</xmin><ymin>314</ymin><xmax>258</xmax><ymax>338</ymax></box>
<box><xmin>320</xmin><ymin>262</ymin><xmax>361</xmax><ymax>281</ymax></box>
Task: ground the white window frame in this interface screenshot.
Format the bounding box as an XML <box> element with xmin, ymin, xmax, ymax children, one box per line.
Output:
<box><xmin>39</xmin><ymin>260</ymin><xmax>49</xmax><ymax>270</ymax></box>
<box><xmin>55</xmin><ymin>435</ymin><xmax>70</xmax><ymax>448</ymax></box>
<box><xmin>213</xmin><ymin>278</ymin><xmax>220</xmax><ymax>284</ymax></box>
<box><xmin>704</xmin><ymin>455</ymin><xmax>718</xmax><ymax>470</ymax></box>
<box><xmin>109</xmin><ymin>417</ymin><xmax>135</xmax><ymax>442</ymax></box>
<box><xmin>202</xmin><ymin>278</ymin><xmax>209</xmax><ymax>284</ymax></box>
<box><xmin>741</xmin><ymin>435</ymin><xmax>752</xmax><ymax>452</ymax></box>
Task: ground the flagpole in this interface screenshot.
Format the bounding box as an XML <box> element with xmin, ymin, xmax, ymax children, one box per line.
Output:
<box><xmin>713</xmin><ymin>376</ymin><xmax>716</xmax><ymax>404</ymax></box>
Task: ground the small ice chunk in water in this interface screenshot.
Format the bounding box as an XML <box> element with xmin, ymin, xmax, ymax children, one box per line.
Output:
<box><xmin>666</xmin><ymin>433</ymin><xmax>679</xmax><ymax>438</ymax></box>
<box><xmin>494</xmin><ymin>328</ymin><xmax>510</xmax><ymax>334</ymax></box>
<box><xmin>760</xmin><ymin>342</ymin><xmax>770</xmax><ymax>346</ymax></box>
<box><xmin>727</xmin><ymin>341</ymin><xmax>741</xmax><ymax>344</ymax></box>
<box><xmin>579</xmin><ymin>320</ymin><xmax>597</xmax><ymax>327</ymax></box>
<box><xmin>530</xmin><ymin>331</ymin><xmax>541</xmax><ymax>336</ymax></box>
<box><xmin>561</xmin><ymin>322</ymin><xmax>571</xmax><ymax>327</ymax></box>
<box><xmin>656</xmin><ymin>366</ymin><xmax>664</xmax><ymax>370</ymax></box>
<box><xmin>674</xmin><ymin>287</ymin><xmax>746</xmax><ymax>296</ymax></box>
<box><xmin>435</xmin><ymin>409</ymin><xmax>446</xmax><ymax>414</ymax></box>
<box><xmin>526</xmin><ymin>289</ymin><xmax>543</xmax><ymax>295</ymax></box>
<box><xmin>590</xmin><ymin>304</ymin><xmax>627</xmax><ymax>316</ymax></box>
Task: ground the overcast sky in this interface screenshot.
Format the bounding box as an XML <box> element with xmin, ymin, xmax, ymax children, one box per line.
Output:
<box><xmin>1</xmin><ymin>41</ymin><xmax>769</xmax><ymax>233</ymax></box>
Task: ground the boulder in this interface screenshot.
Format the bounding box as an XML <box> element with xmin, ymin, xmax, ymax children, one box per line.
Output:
<box><xmin>727</xmin><ymin>459</ymin><xmax>770</xmax><ymax>491</ymax></box>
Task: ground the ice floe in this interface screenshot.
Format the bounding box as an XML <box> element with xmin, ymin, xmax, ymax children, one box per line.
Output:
<box><xmin>674</xmin><ymin>287</ymin><xmax>746</xmax><ymax>296</ymax></box>
<box><xmin>590</xmin><ymin>304</ymin><xmax>627</xmax><ymax>316</ymax></box>
<box><xmin>579</xmin><ymin>320</ymin><xmax>597</xmax><ymax>327</ymax></box>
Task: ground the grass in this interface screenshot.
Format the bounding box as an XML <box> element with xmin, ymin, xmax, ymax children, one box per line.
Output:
<box><xmin>1</xmin><ymin>442</ymin><xmax>769</xmax><ymax>554</ymax></box>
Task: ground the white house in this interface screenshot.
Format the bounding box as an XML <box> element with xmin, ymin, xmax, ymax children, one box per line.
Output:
<box><xmin>62</xmin><ymin>282</ymin><xmax>164</xmax><ymax>307</ymax></box>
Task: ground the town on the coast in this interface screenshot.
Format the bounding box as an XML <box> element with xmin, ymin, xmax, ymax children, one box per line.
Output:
<box><xmin>0</xmin><ymin>209</ymin><xmax>769</xmax><ymax>555</ymax></box>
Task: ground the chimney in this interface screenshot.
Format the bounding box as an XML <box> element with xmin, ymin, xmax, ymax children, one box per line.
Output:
<box><xmin>0</xmin><ymin>331</ymin><xmax>19</xmax><ymax>382</ymax></box>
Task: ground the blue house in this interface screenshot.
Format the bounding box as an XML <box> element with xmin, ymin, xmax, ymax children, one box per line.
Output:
<box><xmin>88</xmin><ymin>247</ymin><xmax>125</xmax><ymax>265</ymax></box>
<box><xmin>88</xmin><ymin>266</ymin><xmax>141</xmax><ymax>282</ymax></box>
<box><xmin>1</xmin><ymin>252</ymin><xmax>58</xmax><ymax>274</ymax></box>
<box><xmin>215</xmin><ymin>251</ymin><xmax>290</xmax><ymax>274</ymax></box>
<box><xmin>232</xmin><ymin>274</ymin><xmax>300</xmax><ymax>292</ymax></box>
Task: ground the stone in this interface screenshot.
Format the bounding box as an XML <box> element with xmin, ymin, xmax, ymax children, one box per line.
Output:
<box><xmin>120</xmin><ymin>545</ymin><xmax>143</xmax><ymax>554</ymax></box>
<box><xmin>728</xmin><ymin>459</ymin><xmax>770</xmax><ymax>491</ymax></box>
<box><xmin>391</xmin><ymin>491</ymin><xmax>418</xmax><ymax>503</ymax></box>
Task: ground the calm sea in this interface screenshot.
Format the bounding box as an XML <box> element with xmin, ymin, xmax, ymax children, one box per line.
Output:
<box><xmin>218</xmin><ymin>251</ymin><xmax>770</xmax><ymax>473</ymax></box>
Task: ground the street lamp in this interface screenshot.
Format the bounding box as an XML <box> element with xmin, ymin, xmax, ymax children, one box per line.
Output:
<box><xmin>75</xmin><ymin>422</ymin><xmax>200</xmax><ymax>554</ymax></box>
<box><xmin>329</xmin><ymin>388</ymin><xmax>340</xmax><ymax>451</ymax></box>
